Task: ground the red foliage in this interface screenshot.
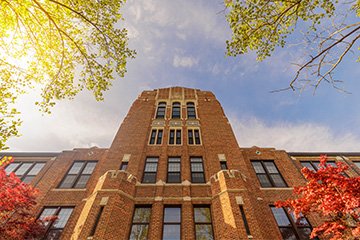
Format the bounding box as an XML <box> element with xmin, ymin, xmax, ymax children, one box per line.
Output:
<box><xmin>276</xmin><ymin>155</ymin><xmax>360</xmax><ymax>240</ymax></box>
<box><xmin>0</xmin><ymin>156</ymin><xmax>46</xmax><ymax>239</ymax></box>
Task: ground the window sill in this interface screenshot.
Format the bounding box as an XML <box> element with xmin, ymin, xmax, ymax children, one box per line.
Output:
<box><xmin>52</xmin><ymin>188</ymin><xmax>87</xmax><ymax>192</ymax></box>
<box><xmin>259</xmin><ymin>187</ymin><xmax>293</xmax><ymax>190</ymax></box>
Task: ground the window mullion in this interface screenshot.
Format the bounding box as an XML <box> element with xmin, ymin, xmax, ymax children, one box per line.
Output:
<box><xmin>20</xmin><ymin>162</ymin><xmax>35</xmax><ymax>181</ymax></box>
<box><xmin>72</xmin><ymin>161</ymin><xmax>87</xmax><ymax>188</ymax></box>
<box><xmin>262</xmin><ymin>162</ymin><xmax>275</xmax><ymax>187</ymax></box>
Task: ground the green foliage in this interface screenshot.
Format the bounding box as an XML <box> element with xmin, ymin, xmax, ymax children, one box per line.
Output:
<box><xmin>225</xmin><ymin>1</ymin><xmax>360</xmax><ymax>91</ymax></box>
<box><xmin>0</xmin><ymin>0</ymin><xmax>135</xmax><ymax>150</ymax></box>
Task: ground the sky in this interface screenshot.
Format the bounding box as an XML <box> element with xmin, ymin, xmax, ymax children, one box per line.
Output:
<box><xmin>5</xmin><ymin>0</ymin><xmax>360</xmax><ymax>152</ymax></box>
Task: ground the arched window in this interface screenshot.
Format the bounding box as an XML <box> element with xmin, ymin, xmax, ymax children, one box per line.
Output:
<box><xmin>172</xmin><ymin>102</ymin><xmax>181</xmax><ymax>119</ymax></box>
<box><xmin>187</xmin><ymin>102</ymin><xmax>196</xmax><ymax>119</ymax></box>
<box><xmin>156</xmin><ymin>102</ymin><xmax>166</xmax><ymax>119</ymax></box>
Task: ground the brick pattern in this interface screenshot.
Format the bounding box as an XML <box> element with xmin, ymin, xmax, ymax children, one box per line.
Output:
<box><xmin>8</xmin><ymin>87</ymin><xmax>359</xmax><ymax>240</ymax></box>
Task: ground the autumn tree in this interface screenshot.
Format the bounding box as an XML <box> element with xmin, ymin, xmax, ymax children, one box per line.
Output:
<box><xmin>0</xmin><ymin>156</ymin><xmax>48</xmax><ymax>239</ymax></box>
<box><xmin>0</xmin><ymin>0</ymin><xmax>135</xmax><ymax>150</ymax></box>
<box><xmin>225</xmin><ymin>0</ymin><xmax>360</xmax><ymax>92</ymax></box>
<box><xmin>275</xmin><ymin>155</ymin><xmax>360</xmax><ymax>240</ymax></box>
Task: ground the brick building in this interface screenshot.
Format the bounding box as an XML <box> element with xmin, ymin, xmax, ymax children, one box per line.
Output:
<box><xmin>2</xmin><ymin>87</ymin><xmax>360</xmax><ymax>240</ymax></box>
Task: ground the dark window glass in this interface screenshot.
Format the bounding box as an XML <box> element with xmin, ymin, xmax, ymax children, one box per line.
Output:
<box><xmin>169</xmin><ymin>130</ymin><xmax>175</xmax><ymax>145</ymax></box>
<box><xmin>142</xmin><ymin>157</ymin><xmax>158</xmax><ymax>183</ymax></box>
<box><xmin>240</xmin><ymin>206</ymin><xmax>251</xmax><ymax>235</ymax></box>
<box><xmin>4</xmin><ymin>162</ymin><xmax>45</xmax><ymax>183</ymax></box>
<box><xmin>163</xmin><ymin>207</ymin><xmax>181</xmax><ymax>240</ymax></box>
<box><xmin>175</xmin><ymin>130</ymin><xmax>181</xmax><ymax>145</ymax></box>
<box><xmin>149</xmin><ymin>129</ymin><xmax>156</xmax><ymax>144</ymax></box>
<box><xmin>172</xmin><ymin>102</ymin><xmax>181</xmax><ymax>119</ymax></box>
<box><xmin>194</xmin><ymin>130</ymin><xmax>201</xmax><ymax>144</ymax></box>
<box><xmin>191</xmin><ymin>157</ymin><xmax>205</xmax><ymax>183</ymax></box>
<box><xmin>194</xmin><ymin>206</ymin><xmax>214</xmax><ymax>240</ymax></box>
<box><xmin>90</xmin><ymin>206</ymin><xmax>104</xmax><ymax>237</ymax></box>
<box><xmin>187</xmin><ymin>102</ymin><xmax>196</xmax><ymax>119</ymax></box>
<box><xmin>39</xmin><ymin>207</ymin><xmax>74</xmax><ymax>240</ymax></box>
<box><xmin>167</xmin><ymin>157</ymin><xmax>181</xmax><ymax>183</ymax></box>
<box><xmin>120</xmin><ymin>162</ymin><xmax>128</xmax><ymax>171</ymax></box>
<box><xmin>301</xmin><ymin>161</ymin><xmax>336</xmax><ymax>172</ymax></box>
<box><xmin>271</xmin><ymin>206</ymin><xmax>313</xmax><ymax>240</ymax></box>
<box><xmin>188</xmin><ymin>129</ymin><xmax>201</xmax><ymax>145</ymax></box>
<box><xmin>129</xmin><ymin>206</ymin><xmax>151</xmax><ymax>240</ymax></box>
<box><xmin>220</xmin><ymin>161</ymin><xmax>228</xmax><ymax>170</ymax></box>
<box><xmin>251</xmin><ymin>161</ymin><xmax>287</xmax><ymax>188</ymax></box>
<box><xmin>59</xmin><ymin>161</ymin><xmax>97</xmax><ymax>188</ymax></box>
<box><xmin>156</xmin><ymin>102</ymin><xmax>166</xmax><ymax>119</ymax></box>
<box><xmin>188</xmin><ymin>130</ymin><xmax>194</xmax><ymax>144</ymax></box>
<box><xmin>157</xmin><ymin>130</ymin><xmax>163</xmax><ymax>144</ymax></box>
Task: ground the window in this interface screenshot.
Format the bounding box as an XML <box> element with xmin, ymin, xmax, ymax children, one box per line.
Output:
<box><xmin>120</xmin><ymin>162</ymin><xmax>128</xmax><ymax>171</ymax></box>
<box><xmin>301</xmin><ymin>160</ymin><xmax>349</xmax><ymax>177</ymax></box>
<box><xmin>156</xmin><ymin>102</ymin><xmax>166</xmax><ymax>119</ymax></box>
<box><xmin>251</xmin><ymin>161</ymin><xmax>287</xmax><ymax>188</ymax></box>
<box><xmin>169</xmin><ymin>129</ymin><xmax>181</xmax><ymax>145</ymax></box>
<box><xmin>142</xmin><ymin>157</ymin><xmax>158</xmax><ymax>183</ymax></box>
<box><xmin>239</xmin><ymin>206</ymin><xmax>251</xmax><ymax>236</ymax></box>
<box><xmin>167</xmin><ymin>157</ymin><xmax>181</xmax><ymax>183</ymax></box>
<box><xmin>194</xmin><ymin>206</ymin><xmax>214</xmax><ymax>240</ymax></box>
<box><xmin>187</xmin><ymin>102</ymin><xmax>196</xmax><ymax>119</ymax></box>
<box><xmin>39</xmin><ymin>207</ymin><xmax>74</xmax><ymax>240</ymax></box>
<box><xmin>271</xmin><ymin>206</ymin><xmax>314</xmax><ymax>240</ymax></box>
<box><xmin>129</xmin><ymin>206</ymin><xmax>151</xmax><ymax>240</ymax></box>
<box><xmin>354</xmin><ymin>162</ymin><xmax>360</xmax><ymax>169</ymax></box>
<box><xmin>172</xmin><ymin>102</ymin><xmax>181</xmax><ymax>119</ymax></box>
<box><xmin>163</xmin><ymin>206</ymin><xmax>181</xmax><ymax>240</ymax></box>
<box><xmin>300</xmin><ymin>161</ymin><xmax>336</xmax><ymax>172</ymax></box>
<box><xmin>59</xmin><ymin>161</ymin><xmax>97</xmax><ymax>189</ymax></box>
<box><xmin>89</xmin><ymin>206</ymin><xmax>104</xmax><ymax>237</ymax></box>
<box><xmin>149</xmin><ymin>129</ymin><xmax>163</xmax><ymax>145</ymax></box>
<box><xmin>5</xmin><ymin>162</ymin><xmax>45</xmax><ymax>183</ymax></box>
<box><xmin>188</xmin><ymin>129</ymin><xmax>201</xmax><ymax>145</ymax></box>
<box><xmin>191</xmin><ymin>157</ymin><xmax>205</xmax><ymax>183</ymax></box>
<box><xmin>220</xmin><ymin>161</ymin><xmax>228</xmax><ymax>170</ymax></box>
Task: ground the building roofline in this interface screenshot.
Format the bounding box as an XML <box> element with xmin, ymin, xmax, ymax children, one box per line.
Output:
<box><xmin>0</xmin><ymin>152</ymin><xmax>60</xmax><ymax>157</ymax></box>
<box><xmin>288</xmin><ymin>152</ymin><xmax>360</xmax><ymax>156</ymax></box>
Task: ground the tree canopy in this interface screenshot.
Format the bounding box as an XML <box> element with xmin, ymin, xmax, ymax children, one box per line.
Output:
<box><xmin>0</xmin><ymin>0</ymin><xmax>135</xmax><ymax>150</ymax></box>
<box><xmin>225</xmin><ymin>0</ymin><xmax>360</xmax><ymax>92</ymax></box>
<box><xmin>276</xmin><ymin>155</ymin><xmax>360</xmax><ymax>240</ymax></box>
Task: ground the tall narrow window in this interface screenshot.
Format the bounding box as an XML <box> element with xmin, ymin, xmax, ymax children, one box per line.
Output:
<box><xmin>188</xmin><ymin>129</ymin><xmax>201</xmax><ymax>145</ymax></box>
<box><xmin>169</xmin><ymin>129</ymin><xmax>181</xmax><ymax>145</ymax></box>
<box><xmin>194</xmin><ymin>206</ymin><xmax>214</xmax><ymax>240</ymax></box>
<box><xmin>142</xmin><ymin>157</ymin><xmax>158</xmax><ymax>183</ymax></box>
<box><xmin>89</xmin><ymin>206</ymin><xmax>104</xmax><ymax>237</ymax></box>
<box><xmin>239</xmin><ymin>206</ymin><xmax>251</xmax><ymax>236</ymax></box>
<box><xmin>156</xmin><ymin>102</ymin><xmax>166</xmax><ymax>119</ymax></box>
<box><xmin>271</xmin><ymin>206</ymin><xmax>314</xmax><ymax>240</ymax></box>
<box><xmin>39</xmin><ymin>206</ymin><xmax>74</xmax><ymax>240</ymax></box>
<box><xmin>120</xmin><ymin>162</ymin><xmax>128</xmax><ymax>171</ymax></box>
<box><xmin>191</xmin><ymin>157</ymin><xmax>205</xmax><ymax>183</ymax></box>
<box><xmin>149</xmin><ymin>129</ymin><xmax>163</xmax><ymax>145</ymax></box>
<box><xmin>129</xmin><ymin>206</ymin><xmax>151</xmax><ymax>240</ymax></box>
<box><xmin>59</xmin><ymin>161</ymin><xmax>97</xmax><ymax>188</ymax></box>
<box><xmin>5</xmin><ymin>162</ymin><xmax>46</xmax><ymax>183</ymax></box>
<box><xmin>172</xmin><ymin>102</ymin><xmax>181</xmax><ymax>119</ymax></box>
<box><xmin>187</xmin><ymin>102</ymin><xmax>196</xmax><ymax>119</ymax></box>
<box><xmin>167</xmin><ymin>157</ymin><xmax>181</xmax><ymax>183</ymax></box>
<box><xmin>251</xmin><ymin>161</ymin><xmax>287</xmax><ymax>188</ymax></box>
<box><xmin>163</xmin><ymin>206</ymin><xmax>181</xmax><ymax>240</ymax></box>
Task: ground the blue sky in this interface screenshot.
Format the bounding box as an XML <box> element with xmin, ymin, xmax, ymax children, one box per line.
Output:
<box><xmin>6</xmin><ymin>0</ymin><xmax>360</xmax><ymax>152</ymax></box>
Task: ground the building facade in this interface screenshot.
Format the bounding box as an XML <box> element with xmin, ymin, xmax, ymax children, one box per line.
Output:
<box><xmin>2</xmin><ymin>87</ymin><xmax>360</xmax><ymax>240</ymax></box>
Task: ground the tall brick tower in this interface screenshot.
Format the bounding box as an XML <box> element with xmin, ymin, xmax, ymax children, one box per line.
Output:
<box><xmin>5</xmin><ymin>86</ymin><xmax>360</xmax><ymax>240</ymax></box>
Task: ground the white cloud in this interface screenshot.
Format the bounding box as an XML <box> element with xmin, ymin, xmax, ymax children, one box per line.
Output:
<box><xmin>229</xmin><ymin>115</ymin><xmax>360</xmax><ymax>152</ymax></box>
<box><xmin>173</xmin><ymin>55</ymin><xmax>199</xmax><ymax>68</ymax></box>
